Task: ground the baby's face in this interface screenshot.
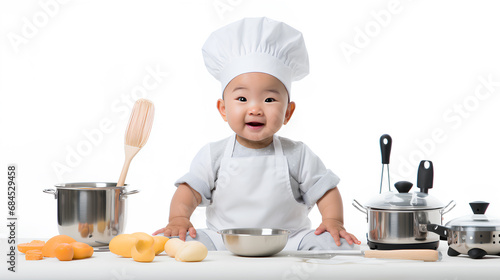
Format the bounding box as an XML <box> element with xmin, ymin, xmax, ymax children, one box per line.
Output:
<box><xmin>218</xmin><ymin>72</ymin><xmax>295</xmax><ymax>149</ymax></box>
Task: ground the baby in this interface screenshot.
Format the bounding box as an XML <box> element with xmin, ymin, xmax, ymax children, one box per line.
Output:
<box><xmin>154</xmin><ymin>17</ymin><xmax>360</xmax><ymax>250</ymax></box>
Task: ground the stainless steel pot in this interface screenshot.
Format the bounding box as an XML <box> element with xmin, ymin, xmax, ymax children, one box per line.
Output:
<box><xmin>43</xmin><ymin>182</ymin><xmax>139</xmax><ymax>246</ymax></box>
<box><xmin>354</xmin><ymin>199</ymin><xmax>455</xmax><ymax>249</ymax></box>
<box><xmin>426</xmin><ymin>201</ymin><xmax>500</xmax><ymax>259</ymax></box>
<box><xmin>353</xmin><ymin>161</ymin><xmax>455</xmax><ymax>250</ymax></box>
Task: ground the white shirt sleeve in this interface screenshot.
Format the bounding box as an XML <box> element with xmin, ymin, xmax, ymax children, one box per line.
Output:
<box><xmin>174</xmin><ymin>143</ymin><xmax>214</xmax><ymax>206</ymax></box>
<box><xmin>296</xmin><ymin>143</ymin><xmax>340</xmax><ymax>207</ymax></box>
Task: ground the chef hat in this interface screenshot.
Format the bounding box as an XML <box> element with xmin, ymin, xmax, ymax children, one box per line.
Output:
<box><xmin>202</xmin><ymin>17</ymin><xmax>309</xmax><ymax>95</ymax></box>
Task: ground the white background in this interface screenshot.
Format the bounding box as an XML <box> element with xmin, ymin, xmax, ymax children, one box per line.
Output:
<box><xmin>1</xmin><ymin>0</ymin><xmax>500</xmax><ymax>241</ymax></box>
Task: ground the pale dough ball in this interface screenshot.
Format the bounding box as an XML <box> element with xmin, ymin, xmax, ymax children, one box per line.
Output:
<box><xmin>164</xmin><ymin>238</ymin><xmax>185</xmax><ymax>258</ymax></box>
<box><xmin>175</xmin><ymin>241</ymin><xmax>208</xmax><ymax>262</ymax></box>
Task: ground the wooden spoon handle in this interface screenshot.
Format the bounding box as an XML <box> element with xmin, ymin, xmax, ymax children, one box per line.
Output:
<box><xmin>364</xmin><ymin>249</ymin><xmax>440</xmax><ymax>262</ymax></box>
<box><xmin>117</xmin><ymin>145</ymin><xmax>141</xmax><ymax>187</ymax></box>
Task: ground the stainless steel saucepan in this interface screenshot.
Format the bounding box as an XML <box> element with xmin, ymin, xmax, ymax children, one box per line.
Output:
<box><xmin>43</xmin><ymin>182</ymin><xmax>139</xmax><ymax>246</ymax></box>
<box><xmin>425</xmin><ymin>201</ymin><xmax>500</xmax><ymax>259</ymax></box>
<box><xmin>353</xmin><ymin>160</ymin><xmax>455</xmax><ymax>250</ymax></box>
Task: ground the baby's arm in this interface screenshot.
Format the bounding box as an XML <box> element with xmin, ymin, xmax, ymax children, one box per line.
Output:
<box><xmin>315</xmin><ymin>188</ymin><xmax>361</xmax><ymax>246</ymax></box>
<box><xmin>152</xmin><ymin>183</ymin><xmax>202</xmax><ymax>241</ymax></box>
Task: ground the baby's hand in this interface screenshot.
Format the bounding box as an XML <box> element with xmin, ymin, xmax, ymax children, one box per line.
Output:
<box><xmin>152</xmin><ymin>217</ymin><xmax>196</xmax><ymax>241</ymax></box>
<box><xmin>315</xmin><ymin>218</ymin><xmax>361</xmax><ymax>246</ymax></box>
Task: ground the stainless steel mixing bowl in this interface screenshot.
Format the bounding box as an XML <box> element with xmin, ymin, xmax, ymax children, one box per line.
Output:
<box><xmin>218</xmin><ymin>228</ymin><xmax>290</xmax><ymax>257</ymax></box>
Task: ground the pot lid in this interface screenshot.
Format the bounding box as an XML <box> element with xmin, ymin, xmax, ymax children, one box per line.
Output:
<box><xmin>446</xmin><ymin>202</ymin><xmax>500</xmax><ymax>230</ymax></box>
<box><xmin>364</xmin><ymin>181</ymin><xmax>446</xmax><ymax>210</ymax></box>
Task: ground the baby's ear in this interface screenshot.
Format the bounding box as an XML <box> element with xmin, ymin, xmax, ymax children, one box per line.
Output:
<box><xmin>283</xmin><ymin>101</ymin><xmax>296</xmax><ymax>125</ymax></box>
<box><xmin>217</xmin><ymin>99</ymin><xmax>228</xmax><ymax>122</ymax></box>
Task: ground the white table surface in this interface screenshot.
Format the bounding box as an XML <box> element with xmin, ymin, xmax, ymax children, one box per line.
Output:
<box><xmin>1</xmin><ymin>240</ymin><xmax>500</xmax><ymax>280</ymax></box>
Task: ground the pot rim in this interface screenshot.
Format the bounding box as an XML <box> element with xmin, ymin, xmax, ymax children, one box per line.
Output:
<box><xmin>363</xmin><ymin>191</ymin><xmax>448</xmax><ymax>210</ymax></box>
<box><xmin>359</xmin><ymin>199</ymin><xmax>456</xmax><ymax>212</ymax></box>
<box><xmin>450</xmin><ymin>225</ymin><xmax>500</xmax><ymax>231</ymax></box>
<box><xmin>54</xmin><ymin>182</ymin><xmax>128</xmax><ymax>190</ymax></box>
<box><xmin>366</xmin><ymin>206</ymin><xmax>445</xmax><ymax>211</ymax></box>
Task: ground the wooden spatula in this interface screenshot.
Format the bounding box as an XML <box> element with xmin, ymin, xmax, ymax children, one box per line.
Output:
<box><xmin>117</xmin><ymin>99</ymin><xmax>155</xmax><ymax>187</ymax></box>
<box><xmin>289</xmin><ymin>249</ymin><xmax>441</xmax><ymax>262</ymax></box>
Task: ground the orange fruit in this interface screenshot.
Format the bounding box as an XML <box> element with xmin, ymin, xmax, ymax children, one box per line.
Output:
<box><xmin>55</xmin><ymin>243</ymin><xmax>74</xmax><ymax>261</ymax></box>
<box><xmin>18</xmin><ymin>240</ymin><xmax>45</xmax><ymax>253</ymax></box>
<box><xmin>25</xmin><ymin>250</ymin><xmax>43</xmax><ymax>260</ymax></box>
<box><xmin>42</xmin><ymin>235</ymin><xmax>77</xmax><ymax>257</ymax></box>
<box><xmin>109</xmin><ymin>232</ymin><xmax>155</xmax><ymax>258</ymax></box>
<box><xmin>109</xmin><ymin>234</ymin><xmax>137</xmax><ymax>258</ymax></box>
<box><xmin>131</xmin><ymin>239</ymin><xmax>155</xmax><ymax>262</ymax></box>
<box><xmin>131</xmin><ymin>232</ymin><xmax>154</xmax><ymax>246</ymax></box>
<box><xmin>71</xmin><ymin>242</ymin><xmax>94</xmax><ymax>259</ymax></box>
<box><xmin>153</xmin><ymin>236</ymin><xmax>169</xmax><ymax>255</ymax></box>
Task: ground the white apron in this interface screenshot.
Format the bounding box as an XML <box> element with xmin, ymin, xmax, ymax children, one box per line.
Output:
<box><xmin>205</xmin><ymin>134</ymin><xmax>311</xmax><ymax>250</ymax></box>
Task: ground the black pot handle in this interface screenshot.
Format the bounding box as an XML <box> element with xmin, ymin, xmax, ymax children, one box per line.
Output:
<box><xmin>380</xmin><ymin>134</ymin><xmax>392</xmax><ymax>164</ymax></box>
<box><xmin>417</xmin><ymin>160</ymin><xmax>434</xmax><ymax>194</ymax></box>
<box><xmin>426</xmin><ymin>224</ymin><xmax>450</xmax><ymax>241</ymax></box>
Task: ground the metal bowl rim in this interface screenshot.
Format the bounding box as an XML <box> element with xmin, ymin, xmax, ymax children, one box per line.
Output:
<box><xmin>218</xmin><ymin>228</ymin><xmax>290</xmax><ymax>236</ymax></box>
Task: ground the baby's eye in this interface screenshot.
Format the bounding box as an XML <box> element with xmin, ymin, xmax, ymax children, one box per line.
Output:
<box><xmin>265</xmin><ymin>98</ymin><xmax>276</xmax><ymax>103</ymax></box>
<box><xmin>237</xmin><ymin>97</ymin><xmax>247</xmax><ymax>102</ymax></box>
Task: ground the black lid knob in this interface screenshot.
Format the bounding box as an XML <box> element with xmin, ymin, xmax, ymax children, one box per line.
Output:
<box><xmin>394</xmin><ymin>181</ymin><xmax>413</xmax><ymax>193</ymax></box>
<box><xmin>469</xmin><ymin>201</ymin><xmax>489</xmax><ymax>214</ymax></box>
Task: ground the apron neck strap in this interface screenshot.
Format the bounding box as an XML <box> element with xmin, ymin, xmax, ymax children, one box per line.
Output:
<box><xmin>272</xmin><ymin>135</ymin><xmax>284</xmax><ymax>156</ymax></box>
<box><xmin>223</xmin><ymin>134</ymin><xmax>237</xmax><ymax>158</ymax></box>
<box><xmin>223</xmin><ymin>134</ymin><xmax>284</xmax><ymax>158</ymax></box>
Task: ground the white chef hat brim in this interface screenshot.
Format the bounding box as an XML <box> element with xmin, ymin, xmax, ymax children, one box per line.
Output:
<box><xmin>202</xmin><ymin>17</ymin><xmax>309</xmax><ymax>95</ymax></box>
<box><xmin>218</xmin><ymin>53</ymin><xmax>292</xmax><ymax>94</ymax></box>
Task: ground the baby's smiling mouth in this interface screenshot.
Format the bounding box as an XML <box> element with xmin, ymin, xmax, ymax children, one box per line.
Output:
<box><xmin>246</xmin><ymin>122</ymin><xmax>265</xmax><ymax>128</ymax></box>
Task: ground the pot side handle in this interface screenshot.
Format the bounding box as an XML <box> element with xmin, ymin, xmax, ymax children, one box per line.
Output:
<box><xmin>352</xmin><ymin>199</ymin><xmax>368</xmax><ymax>222</ymax></box>
<box><xmin>442</xmin><ymin>200</ymin><xmax>456</xmax><ymax>215</ymax></box>
<box><xmin>120</xmin><ymin>189</ymin><xmax>140</xmax><ymax>199</ymax></box>
<box><xmin>426</xmin><ymin>224</ymin><xmax>450</xmax><ymax>240</ymax></box>
<box><xmin>43</xmin><ymin>189</ymin><xmax>57</xmax><ymax>199</ymax></box>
